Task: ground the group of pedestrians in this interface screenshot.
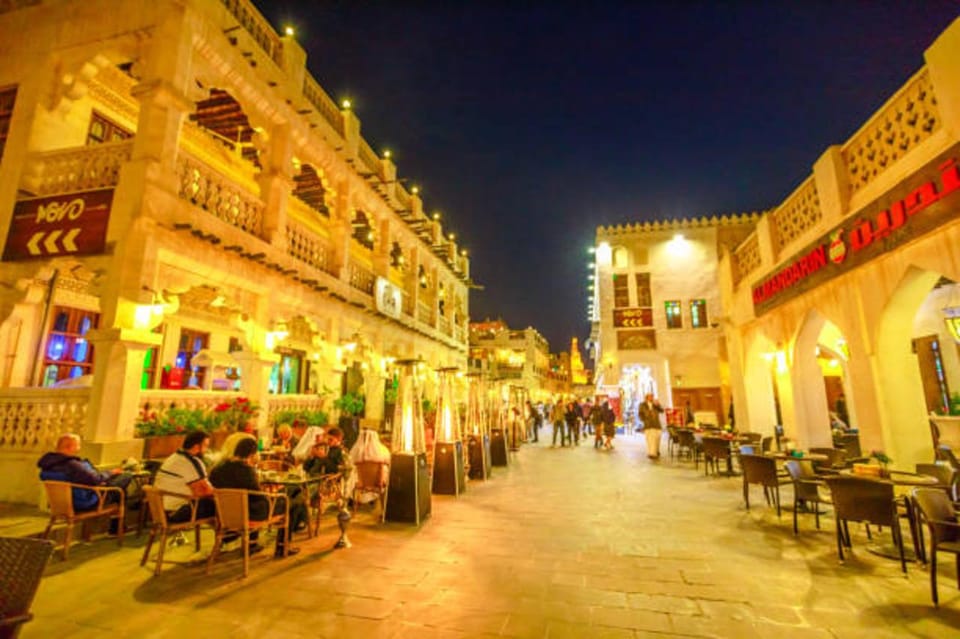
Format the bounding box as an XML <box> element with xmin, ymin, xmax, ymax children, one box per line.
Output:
<box><xmin>524</xmin><ymin>398</ymin><xmax>619</xmax><ymax>450</ymax></box>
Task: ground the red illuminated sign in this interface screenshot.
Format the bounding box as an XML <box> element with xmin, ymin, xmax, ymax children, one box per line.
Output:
<box><xmin>2</xmin><ymin>189</ymin><xmax>113</xmax><ymax>261</ymax></box>
<box><xmin>752</xmin><ymin>154</ymin><xmax>960</xmax><ymax>314</ymax></box>
<box><xmin>613</xmin><ymin>307</ymin><xmax>653</xmax><ymax>328</ymax></box>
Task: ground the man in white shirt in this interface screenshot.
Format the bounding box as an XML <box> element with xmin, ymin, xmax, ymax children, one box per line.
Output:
<box><xmin>154</xmin><ymin>431</ymin><xmax>215</xmax><ymax>522</ymax></box>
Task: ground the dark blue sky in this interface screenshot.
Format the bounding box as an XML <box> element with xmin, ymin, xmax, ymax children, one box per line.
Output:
<box><xmin>264</xmin><ymin>1</ymin><xmax>959</xmax><ymax>351</ymax></box>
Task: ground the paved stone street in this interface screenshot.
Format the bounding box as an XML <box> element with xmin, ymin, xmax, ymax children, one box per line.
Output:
<box><xmin>17</xmin><ymin>433</ymin><xmax>960</xmax><ymax>638</ymax></box>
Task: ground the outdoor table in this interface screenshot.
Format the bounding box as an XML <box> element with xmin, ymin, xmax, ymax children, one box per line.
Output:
<box><xmin>260</xmin><ymin>473</ymin><xmax>341</xmax><ymax>538</ymax></box>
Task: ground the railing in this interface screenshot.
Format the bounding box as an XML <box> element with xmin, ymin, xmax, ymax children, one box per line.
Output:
<box><xmin>177</xmin><ymin>152</ymin><xmax>264</xmax><ymax>237</ymax></box>
<box><xmin>22</xmin><ymin>140</ymin><xmax>133</xmax><ymax>196</ymax></box>
<box><xmin>286</xmin><ymin>219</ymin><xmax>336</xmax><ymax>276</ymax></box>
<box><xmin>841</xmin><ymin>68</ymin><xmax>941</xmax><ymax>195</ymax></box>
<box><xmin>348</xmin><ymin>262</ymin><xmax>375</xmax><ymax>295</ymax></box>
<box><xmin>770</xmin><ymin>177</ymin><xmax>821</xmax><ymax>255</ymax></box>
<box><xmin>0</xmin><ymin>388</ymin><xmax>90</xmax><ymax>451</ymax></box>
<box><xmin>732</xmin><ymin>232</ymin><xmax>761</xmax><ymax>285</ymax></box>
<box><xmin>417</xmin><ymin>300</ymin><xmax>434</xmax><ymax>327</ymax></box>
<box><xmin>220</xmin><ymin>0</ymin><xmax>283</xmax><ymax>67</ymax></box>
<box><xmin>357</xmin><ymin>138</ymin><xmax>382</xmax><ymax>179</ymax></box>
<box><xmin>139</xmin><ymin>390</ymin><xmax>241</xmax><ymax>415</ymax></box>
<box><xmin>265</xmin><ymin>394</ymin><xmax>328</xmax><ymax>424</ymax></box>
<box><xmin>395</xmin><ymin>185</ymin><xmax>412</xmax><ymax>213</ymax></box>
<box><xmin>303</xmin><ymin>75</ymin><xmax>344</xmax><ymax>137</ymax></box>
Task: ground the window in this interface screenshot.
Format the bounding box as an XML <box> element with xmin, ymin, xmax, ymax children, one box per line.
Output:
<box><xmin>613</xmin><ymin>273</ymin><xmax>629</xmax><ymax>308</ymax></box>
<box><xmin>635</xmin><ymin>273</ymin><xmax>652</xmax><ymax>307</ymax></box>
<box><xmin>40</xmin><ymin>307</ymin><xmax>99</xmax><ymax>387</ymax></box>
<box><xmin>86</xmin><ymin>111</ymin><xmax>131</xmax><ymax>145</ymax></box>
<box><xmin>665</xmin><ymin>300</ymin><xmax>682</xmax><ymax>329</ymax></box>
<box><xmin>270</xmin><ymin>349</ymin><xmax>303</xmax><ymax>394</ymax></box>
<box><xmin>140</xmin><ymin>326</ymin><xmax>165</xmax><ymax>390</ymax></box>
<box><xmin>176</xmin><ymin>328</ymin><xmax>209</xmax><ymax>388</ymax></box>
<box><xmin>612</xmin><ymin>247</ymin><xmax>629</xmax><ymax>269</ymax></box>
<box><xmin>690</xmin><ymin>299</ymin><xmax>708</xmax><ymax>328</ymax></box>
<box><xmin>0</xmin><ymin>86</ymin><xmax>16</xmax><ymax>163</ymax></box>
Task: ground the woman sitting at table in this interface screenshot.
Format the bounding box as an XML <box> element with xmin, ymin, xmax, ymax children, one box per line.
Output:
<box><xmin>350</xmin><ymin>428</ymin><xmax>390</xmax><ymax>504</ymax></box>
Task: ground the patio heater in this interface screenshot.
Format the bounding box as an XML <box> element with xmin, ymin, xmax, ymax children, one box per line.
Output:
<box><xmin>432</xmin><ymin>367</ymin><xmax>466</xmax><ymax>495</ymax></box>
<box><xmin>466</xmin><ymin>373</ymin><xmax>491</xmax><ymax>480</ymax></box>
<box><xmin>384</xmin><ymin>359</ymin><xmax>431</xmax><ymax>525</ymax></box>
<box><xmin>489</xmin><ymin>381</ymin><xmax>509</xmax><ymax>466</ymax></box>
<box><xmin>508</xmin><ymin>384</ymin><xmax>526</xmax><ymax>451</ymax></box>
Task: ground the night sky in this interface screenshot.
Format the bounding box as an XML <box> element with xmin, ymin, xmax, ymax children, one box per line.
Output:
<box><xmin>263</xmin><ymin>1</ymin><xmax>959</xmax><ymax>354</ymax></box>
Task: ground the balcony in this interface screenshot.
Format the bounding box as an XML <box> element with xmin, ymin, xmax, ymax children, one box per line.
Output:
<box><xmin>21</xmin><ymin>141</ymin><xmax>133</xmax><ymax>197</ymax></box>
<box><xmin>176</xmin><ymin>151</ymin><xmax>264</xmax><ymax>238</ymax></box>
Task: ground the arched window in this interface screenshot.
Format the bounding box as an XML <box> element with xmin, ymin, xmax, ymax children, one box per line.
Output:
<box><xmin>351</xmin><ymin>210</ymin><xmax>374</xmax><ymax>249</ymax></box>
<box><xmin>293</xmin><ymin>164</ymin><xmax>330</xmax><ymax>216</ymax></box>
<box><xmin>612</xmin><ymin>246</ymin><xmax>629</xmax><ymax>269</ymax></box>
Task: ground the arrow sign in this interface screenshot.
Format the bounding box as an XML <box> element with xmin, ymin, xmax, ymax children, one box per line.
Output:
<box><xmin>613</xmin><ymin>308</ymin><xmax>653</xmax><ymax>328</ymax></box>
<box><xmin>2</xmin><ymin>189</ymin><xmax>112</xmax><ymax>261</ymax></box>
<box><xmin>43</xmin><ymin>229</ymin><xmax>62</xmax><ymax>254</ymax></box>
<box><xmin>26</xmin><ymin>232</ymin><xmax>44</xmax><ymax>256</ymax></box>
<box><xmin>62</xmin><ymin>228</ymin><xmax>80</xmax><ymax>252</ymax></box>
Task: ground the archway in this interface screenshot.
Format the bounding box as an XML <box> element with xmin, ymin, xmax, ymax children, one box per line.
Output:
<box><xmin>876</xmin><ymin>267</ymin><xmax>944</xmax><ymax>469</ymax></box>
<box><xmin>791</xmin><ymin>310</ymin><xmax>851</xmax><ymax>448</ymax></box>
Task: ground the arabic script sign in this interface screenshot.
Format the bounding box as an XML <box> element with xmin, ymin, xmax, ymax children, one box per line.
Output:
<box><xmin>613</xmin><ymin>307</ymin><xmax>653</xmax><ymax>328</ymax></box>
<box><xmin>3</xmin><ymin>189</ymin><xmax>113</xmax><ymax>261</ymax></box>
<box><xmin>751</xmin><ymin>151</ymin><xmax>960</xmax><ymax>315</ymax></box>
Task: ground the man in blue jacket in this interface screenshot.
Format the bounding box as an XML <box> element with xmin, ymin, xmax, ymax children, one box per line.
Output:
<box><xmin>38</xmin><ymin>433</ymin><xmax>132</xmax><ymax>520</ymax></box>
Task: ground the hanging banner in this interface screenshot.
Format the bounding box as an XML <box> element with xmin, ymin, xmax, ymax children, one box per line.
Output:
<box><xmin>375</xmin><ymin>277</ymin><xmax>402</xmax><ymax>319</ymax></box>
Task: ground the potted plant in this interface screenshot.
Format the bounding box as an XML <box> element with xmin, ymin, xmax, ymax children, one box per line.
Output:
<box><xmin>333</xmin><ymin>391</ymin><xmax>365</xmax><ymax>450</ymax></box>
<box><xmin>870</xmin><ymin>450</ymin><xmax>892</xmax><ymax>476</ymax></box>
<box><xmin>212</xmin><ymin>396</ymin><xmax>260</xmax><ymax>433</ymax></box>
<box><xmin>135</xmin><ymin>404</ymin><xmax>212</xmax><ymax>459</ymax></box>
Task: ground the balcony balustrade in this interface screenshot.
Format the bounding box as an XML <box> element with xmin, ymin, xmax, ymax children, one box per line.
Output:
<box><xmin>176</xmin><ymin>152</ymin><xmax>264</xmax><ymax>237</ymax></box>
<box><xmin>21</xmin><ymin>140</ymin><xmax>133</xmax><ymax>197</ymax></box>
<box><xmin>0</xmin><ymin>388</ymin><xmax>90</xmax><ymax>452</ymax></box>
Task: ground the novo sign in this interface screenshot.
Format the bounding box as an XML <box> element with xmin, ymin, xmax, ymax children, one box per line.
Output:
<box><xmin>3</xmin><ymin>189</ymin><xmax>113</xmax><ymax>261</ymax></box>
<box><xmin>752</xmin><ymin>155</ymin><xmax>960</xmax><ymax>314</ymax></box>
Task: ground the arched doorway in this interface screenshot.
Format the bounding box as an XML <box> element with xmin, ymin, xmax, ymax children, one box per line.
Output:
<box><xmin>742</xmin><ymin>332</ymin><xmax>779</xmax><ymax>436</ymax></box>
<box><xmin>791</xmin><ymin>310</ymin><xmax>852</xmax><ymax>448</ymax></box>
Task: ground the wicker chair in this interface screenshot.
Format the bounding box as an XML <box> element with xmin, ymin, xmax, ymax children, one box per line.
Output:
<box><xmin>809</xmin><ymin>447</ymin><xmax>846</xmax><ymax>470</ymax></box>
<box><xmin>41</xmin><ymin>480</ymin><xmax>125</xmax><ymax>560</ymax></box>
<box><xmin>311</xmin><ymin>473</ymin><xmax>344</xmax><ymax>536</ymax></box>
<box><xmin>784</xmin><ymin>459</ymin><xmax>831</xmax><ymax>534</ymax></box>
<box><xmin>353</xmin><ymin>461</ymin><xmax>388</xmax><ymax>519</ymax></box>
<box><xmin>140</xmin><ymin>487</ymin><xmax>217</xmax><ymax>576</ymax></box>
<box><xmin>207</xmin><ymin>488</ymin><xmax>290</xmax><ymax>578</ymax></box>
<box><xmin>825</xmin><ymin>476</ymin><xmax>906</xmax><ymax>573</ymax></box>
<box><xmin>740</xmin><ymin>454</ymin><xmax>782</xmax><ymax>517</ymax></box>
<box><xmin>912</xmin><ymin>488</ymin><xmax>960</xmax><ymax>606</ymax></box>
<box><xmin>0</xmin><ymin>536</ymin><xmax>54</xmax><ymax>639</ymax></box>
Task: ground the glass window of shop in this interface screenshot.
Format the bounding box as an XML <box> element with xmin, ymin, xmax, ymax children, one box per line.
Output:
<box><xmin>690</xmin><ymin>299</ymin><xmax>708</xmax><ymax>328</ymax></box>
<box><xmin>176</xmin><ymin>328</ymin><xmax>208</xmax><ymax>388</ymax></box>
<box><xmin>270</xmin><ymin>348</ymin><xmax>304</xmax><ymax>394</ymax></box>
<box><xmin>40</xmin><ymin>307</ymin><xmax>99</xmax><ymax>387</ymax></box>
<box><xmin>665</xmin><ymin>300</ymin><xmax>682</xmax><ymax>329</ymax></box>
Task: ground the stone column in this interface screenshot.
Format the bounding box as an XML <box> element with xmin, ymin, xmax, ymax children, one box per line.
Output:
<box><xmin>84</xmin><ymin>328</ymin><xmax>162</xmax><ymax>462</ymax></box>
<box><xmin>372</xmin><ymin>217</ymin><xmax>391</xmax><ymax>278</ymax></box>
<box><xmin>233</xmin><ymin>349</ymin><xmax>281</xmax><ymax>440</ymax></box>
<box><xmin>257</xmin><ymin>123</ymin><xmax>294</xmax><ymax>247</ymax></box>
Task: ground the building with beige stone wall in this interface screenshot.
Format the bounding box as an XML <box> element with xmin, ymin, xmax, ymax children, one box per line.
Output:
<box><xmin>0</xmin><ymin>0</ymin><xmax>472</xmax><ymax>503</ymax></box>
<box><xmin>720</xmin><ymin>16</ymin><xmax>960</xmax><ymax>471</ymax></box>
<box><xmin>591</xmin><ymin>215</ymin><xmax>757</xmax><ymax>427</ymax></box>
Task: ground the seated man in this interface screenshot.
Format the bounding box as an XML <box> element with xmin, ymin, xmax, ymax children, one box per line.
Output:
<box><xmin>304</xmin><ymin>427</ymin><xmax>356</xmax><ymax>505</ymax></box>
<box><xmin>209</xmin><ymin>438</ymin><xmax>301</xmax><ymax>558</ymax></box>
<box><xmin>37</xmin><ymin>433</ymin><xmax>132</xmax><ymax>532</ymax></box>
<box><xmin>154</xmin><ymin>430</ymin><xmax>215</xmax><ymax>522</ymax></box>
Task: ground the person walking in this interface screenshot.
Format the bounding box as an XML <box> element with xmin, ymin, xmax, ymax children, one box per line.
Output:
<box><xmin>601</xmin><ymin>401</ymin><xmax>616</xmax><ymax>450</ymax></box>
<box><xmin>592</xmin><ymin>402</ymin><xmax>604</xmax><ymax>448</ymax></box>
<box><xmin>551</xmin><ymin>401</ymin><xmax>567</xmax><ymax>447</ymax></box>
<box><xmin>638</xmin><ymin>393</ymin><xmax>665</xmax><ymax>459</ymax></box>
<box><xmin>565</xmin><ymin>401</ymin><xmax>580</xmax><ymax>446</ymax></box>
<box><xmin>526</xmin><ymin>400</ymin><xmax>541</xmax><ymax>443</ymax></box>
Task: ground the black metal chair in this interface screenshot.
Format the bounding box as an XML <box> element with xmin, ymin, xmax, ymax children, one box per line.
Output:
<box><xmin>701</xmin><ymin>436</ymin><xmax>733</xmax><ymax>477</ymax></box>
<box><xmin>912</xmin><ymin>488</ymin><xmax>960</xmax><ymax>606</ymax></box>
<box><xmin>0</xmin><ymin>536</ymin><xmax>54</xmax><ymax>639</ymax></box>
<box><xmin>784</xmin><ymin>459</ymin><xmax>831</xmax><ymax>534</ymax></box>
<box><xmin>741</xmin><ymin>454</ymin><xmax>782</xmax><ymax>517</ymax></box>
<box><xmin>825</xmin><ymin>476</ymin><xmax>906</xmax><ymax>573</ymax></box>
<box><xmin>675</xmin><ymin>428</ymin><xmax>697</xmax><ymax>464</ymax></box>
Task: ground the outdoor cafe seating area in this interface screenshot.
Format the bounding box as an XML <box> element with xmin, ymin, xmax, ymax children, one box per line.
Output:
<box><xmin>664</xmin><ymin>421</ymin><xmax>960</xmax><ymax>606</ymax></box>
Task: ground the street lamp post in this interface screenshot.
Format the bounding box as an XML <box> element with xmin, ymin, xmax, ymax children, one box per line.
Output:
<box><xmin>489</xmin><ymin>380</ymin><xmax>509</xmax><ymax>467</ymax></box>
<box><xmin>466</xmin><ymin>373</ymin><xmax>491</xmax><ymax>480</ymax></box>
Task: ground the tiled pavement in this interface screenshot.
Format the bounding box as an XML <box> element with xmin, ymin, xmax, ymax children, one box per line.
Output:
<box><xmin>13</xmin><ymin>432</ymin><xmax>960</xmax><ymax>638</ymax></box>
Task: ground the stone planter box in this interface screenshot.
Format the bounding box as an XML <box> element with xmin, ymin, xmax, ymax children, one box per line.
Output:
<box><xmin>141</xmin><ymin>434</ymin><xmax>185</xmax><ymax>460</ymax></box>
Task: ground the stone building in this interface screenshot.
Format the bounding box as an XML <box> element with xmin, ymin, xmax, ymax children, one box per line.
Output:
<box><xmin>0</xmin><ymin>0</ymin><xmax>472</xmax><ymax>503</ymax></box>
<box><xmin>590</xmin><ymin>215</ymin><xmax>757</xmax><ymax>427</ymax></box>
<box><xmin>468</xmin><ymin>319</ymin><xmax>556</xmax><ymax>401</ymax></box>
<box><xmin>721</xmin><ymin>17</ymin><xmax>960</xmax><ymax>470</ymax></box>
